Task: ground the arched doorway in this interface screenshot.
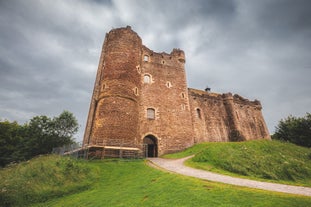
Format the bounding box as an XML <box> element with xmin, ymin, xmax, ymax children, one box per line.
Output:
<box><xmin>143</xmin><ymin>135</ymin><xmax>158</xmax><ymax>157</ymax></box>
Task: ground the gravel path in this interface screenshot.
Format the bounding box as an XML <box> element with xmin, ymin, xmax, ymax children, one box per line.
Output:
<box><xmin>147</xmin><ymin>156</ymin><xmax>311</xmax><ymax>197</ymax></box>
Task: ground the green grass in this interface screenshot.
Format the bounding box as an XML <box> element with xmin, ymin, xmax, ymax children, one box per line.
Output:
<box><xmin>165</xmin><ymin>140</ymin><xmax>311</xmax><ymax>186</ymax></box>
<box><xmin>162</xmin><ymin>142</ymin><xmax>210</xmax><ymax>159</ymax></box>
<box><xmin>0</xmin><ymin>155</ymin><xmax>97</xmax><ymax>207</ymax></box>
<box><xmin>1</xmin><ymin>151</ymin><xmax>311</xmax><ymax>207</ymax></box>
<box><xmin>31</xmin><ymin>159</ymin><xmax>311</xmax><ymax>207</ymax></box>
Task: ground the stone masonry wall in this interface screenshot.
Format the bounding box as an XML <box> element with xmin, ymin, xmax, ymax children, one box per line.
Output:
<box><xmin>188</xmin><ymin>89</ymin><xmax>270</xmax><ymax>143</ymax></box>
<box><xmin>231</xmin><ymin>94</ymin><xmax>270</xmax><ymax>140</ymax></box>
<box><xmin>188</xmin><ymin>88</ymin><xmax>230</xmax><ymax>143</ymax></box>
<box><xmin>139</xmin><ymin>46</ymin><xmax>194</xmax><ymax>155</ymax></box>
<box><xmin>84</xmin><ymin>26</ymin><xmax>142</xmax><ymax>147</ymax></box>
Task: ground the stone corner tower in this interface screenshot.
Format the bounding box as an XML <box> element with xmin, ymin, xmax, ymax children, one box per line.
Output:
<box><xmin>83</xmin><ymin>26</ymin><xmax>142</xmax><ymax>149</ymax></box>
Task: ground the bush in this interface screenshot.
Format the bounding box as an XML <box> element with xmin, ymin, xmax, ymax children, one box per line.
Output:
<box><xmin>272</xmin><ymin>113</ymin><xmax>311</xmax><ymax>147</ymax></box>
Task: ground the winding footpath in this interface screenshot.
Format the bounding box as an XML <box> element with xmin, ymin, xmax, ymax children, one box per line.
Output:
<box><xmin>147</xmin><ymin>156</ymin><xmax>311</xmax><ymax>197</ymax></box>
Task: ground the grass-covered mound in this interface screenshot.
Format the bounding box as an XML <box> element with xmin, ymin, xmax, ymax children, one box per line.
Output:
<box><xmin>32</xmin><ymin>160</ymin><xmax>311</xmax><ymax>207</ymax></box>
<box><xmin>0</xmin><ymin>155</ymin><xmax>97</xmax><ymax>207</ymax></box>
<box><xmin>177</xmin><ymin>140</ymin><xmax>311</xmax><ymax>186</ymax></box>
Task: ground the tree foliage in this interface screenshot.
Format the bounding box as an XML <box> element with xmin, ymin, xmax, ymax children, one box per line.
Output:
<box><xmin>0</xmin><ymin>111</ymin><xmax>78</xmax><ymax>167</ymax></box>
<box><xmin>272</xmin><ymin>113</ymin><xmax>311</xmax><ymax>147</ymax></box>
<box><xmin>0</xmin><ymin>121</ymin><xmax>27</xmax><ymax>166</ymax></box>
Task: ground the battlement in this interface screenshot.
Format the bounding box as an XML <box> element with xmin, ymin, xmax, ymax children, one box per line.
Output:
<box><xmin>188</xmin><ymin>88</ymin><xmax>262</xmax><ymax>111</ymax></box>
<box><xmin>107</xmin><ymin>25</ymin><xmax>141</xmax><ymax>40</ymax></box>
<box><xmin>142</xmin><ymin>46</ymin><xmax>185</xmax><ymax>67</ymax></box>
<box><xmin>188</xmin><ymin>88</ymin><xmax>222</xmax><ymax>99</ymax></box>
<box><xmin>232</xmin><ymin>94</ymin><xmax>262</xmax><ymax>108</ymax></box>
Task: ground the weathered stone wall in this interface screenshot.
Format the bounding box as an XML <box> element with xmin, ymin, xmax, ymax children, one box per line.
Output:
<box><xmin>139</xmin><ymin>46</ymin><xmax>194</xmax><ymax>155</ymax></box>
<box><xmin>188</xmin><ymin>89</ymin><xmax>270</xmax><ymax>143</ymax></box>
<box><xmin>188</xmin><ymin>89</ymin><xmax>230</xmax><ymax>143</ymax></box>
<box><xmin>84</xmin><ymin>26</ymin><xmax>142</xmax><ymax>147</ymax></box>
<box><xmin>231</xmin><ymin>94</ymin><xmax>270</xmax><ymax>140</ymax></box>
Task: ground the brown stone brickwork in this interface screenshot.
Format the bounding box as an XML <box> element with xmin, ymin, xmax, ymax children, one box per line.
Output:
<box><xmin>83</xmin><ymin>26</ymin><xmax>270</xmax><ymax>157</ymax></box>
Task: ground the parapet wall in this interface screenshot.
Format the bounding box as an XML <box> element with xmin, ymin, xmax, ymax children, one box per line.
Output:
<box><xmin>142</xmin><ymin>46</ymin><xmax>185</xmax><ymax>67</ymax></box>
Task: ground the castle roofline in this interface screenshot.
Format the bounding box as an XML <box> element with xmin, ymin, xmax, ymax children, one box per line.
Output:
<box><xmin>142</xmin><ymin>45</ymin><xmax>185</xmax><ymax>56</ymax></box>
<box><xmin>142</xmin><ymin>45</ymin><xmax>186</xmax><ymax>64</ymax></box>
<box><xmin>107</xmin><ymin>25</ymin><xmax>141</xmax><ymax>41</ymax></box>
<box><xmin>188</xmin><ymin>88</ymin><xmax>221</xmax><ymax>97</ymax></box>
<box><xmin>188</xmin><ymin>88</ymin><xmax>262</xmax><ymax>106</ymax></box>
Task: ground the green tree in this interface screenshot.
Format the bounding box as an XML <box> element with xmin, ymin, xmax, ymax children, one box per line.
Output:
<box><xmin>0</xmin><ymin>120</ymin><xmax>27</xmax><ymax>167</ymax></box>
<box><xmin>53</xmin><ymin>110</ymin><xmax>79</xmax><ymax>140</ymax></box>
<box><xmin>0</xmin><ymin>111</ymin><xmax>79</xmax><ymax>166</ymax></box>
<box><xmin>25</xmin><ymin>111</ymin><xmax>78</xmax><ymax>158</ymax></box>
<box><xmin>272</xmin><ymin>113</ymin><xmax>311</xmax><ymax>147</ymax></box>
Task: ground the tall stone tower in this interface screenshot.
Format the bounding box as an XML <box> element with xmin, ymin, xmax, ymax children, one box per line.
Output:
<box><xmin>83</xmin><ymin>26</ymin><xmax>142</xmax><ymax>148</ymax></box>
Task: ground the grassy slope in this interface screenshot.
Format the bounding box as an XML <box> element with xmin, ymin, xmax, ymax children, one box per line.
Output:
<box><xmin>1</xmin><ymin>150</ymin><xmax>311</xmax><ymax>207</ymax></box>
<box><xmin>164</xmin><ymin>140</ymin><xmax>311</xmax><ymax>186</ymax></box>
<box><xmin>0</xmin><ymin>155</ymin><xmax>96</xmax><ymax>207</ymax></box>
<box><xmin>31</xmin><ymin>160</ymin><xmax>311</xmax><ymax>207</ymax></box>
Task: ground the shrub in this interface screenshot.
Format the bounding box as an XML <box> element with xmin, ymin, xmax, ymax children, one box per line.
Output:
<box><xmin>273</xmin><ymin>113</ymin><xmax>311</xmax><ymax>147</ymax></box>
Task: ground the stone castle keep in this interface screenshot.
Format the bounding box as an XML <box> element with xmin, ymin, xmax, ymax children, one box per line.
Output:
<box><xmin>83</xmin><ymin>26</ymin><xmax>270</xmax><ymax>157</ymax></box>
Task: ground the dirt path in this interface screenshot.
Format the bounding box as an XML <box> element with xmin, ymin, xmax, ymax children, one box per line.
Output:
<box><xmin>147</xmin><ymin>156</ymin><xmax>311</xmax><ymax>197</ymax></box>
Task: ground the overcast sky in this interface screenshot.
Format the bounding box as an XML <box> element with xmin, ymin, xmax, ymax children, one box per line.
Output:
<box><xmin>1</xmin><ymin>0</ymin><xmax>310</xmax><ymax>141</ymax></box>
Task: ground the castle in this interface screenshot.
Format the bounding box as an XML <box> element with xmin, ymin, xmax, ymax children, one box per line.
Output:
<box><xmin>83</xmin><ymin>26</ymin><xmax>270</xmax><ymax>158</ymax></box>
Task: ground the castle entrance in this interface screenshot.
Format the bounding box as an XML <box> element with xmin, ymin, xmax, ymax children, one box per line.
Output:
<box><xmin>143</xmin><ymin>135</ymin><xmax>158</xmax><ymax>157</ymax></box>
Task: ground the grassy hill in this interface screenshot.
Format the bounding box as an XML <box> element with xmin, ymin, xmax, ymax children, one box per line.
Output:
<box><xmin>1</xmin><ymin>151</ymin><xmax>311</xmax><ymax>206</ymax></box>
<box><xmin>0</xmin><ymin>155</ymin><xmax>97</xmax><ymax>207</ymax></box>
<box><xmin>164</xmin><ymin>140</ymin><xmax>311</xmax><ymax>186</ymax></box>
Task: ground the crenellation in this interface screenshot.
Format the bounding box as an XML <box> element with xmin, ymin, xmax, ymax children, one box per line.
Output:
<box><xmin>142</xmin><ymin>46</ymin><xmax>186</xmax><ymax>67</ymax></box>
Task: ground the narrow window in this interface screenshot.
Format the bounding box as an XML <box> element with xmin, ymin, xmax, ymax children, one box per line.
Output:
<box><xmin>147</xmin><ymin>108</ymin><xmax>155</xmax><ymax>119</ymax></box>
<box><xmin>144</xmin><ymin>55</ymin><xmax>149</xmax><ymax>62</ymax></box>
<box><xmin>134</xmin><ymin>87</ymin><xmax>139</xmax><ymax>96</ymax></box>
<box><xmin>196</xmin><ymin>108</ymin><xmax>201</xmax><ymax>119</ymax></box>
<box><xmin>144</xmin><ymin>74</ymin><xmax>151</xmax><ymax>83</ymax></box>
<box><xmin>136</xmin><ymin>65</ymin><xmax>141</xmax><ymax>73</ymax></box>
<box><xmin>166</xmin><ymin>81</ymin><xmax>172</xmax><ymax>88</ymax></box>
<box><xmin>181</xmin><ymin>93</ymin><xmax>185</xmax><ymax>98</ymax></box>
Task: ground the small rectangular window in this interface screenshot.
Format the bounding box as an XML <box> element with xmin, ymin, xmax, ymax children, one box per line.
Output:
<box><xmin>147</xmin><ymin>108</ymin><xmax>155</xmax><ymax>119</ymax></box>
<box><xmin>144</xmin><ymin>75</ymin><xmax>151</xmax><ymax>83</ymax></box>
<box><xmin>144</xmin><ymin>55</ymin><xmax>149</xmax><ymax>62</ymax></box>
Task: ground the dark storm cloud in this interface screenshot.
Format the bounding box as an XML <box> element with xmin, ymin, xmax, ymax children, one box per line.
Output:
<box><xmin>0</xmin><ymin>0</ymin><xmax>310</xmax><ymax>140</ymax></box>
<box><xmin>0</xmin><ymin>0</ymin><xmax>108</xmax><ymax>138</ymax></box>
<box><xmin>254</xmin><ymin>0</ymin><xmax>311</xmax><ymax>34</ymax></box>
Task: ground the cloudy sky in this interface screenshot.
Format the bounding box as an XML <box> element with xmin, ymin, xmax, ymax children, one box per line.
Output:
<box><xmin>1</xmin><ymin>0</ymin><xmax>310</xmax><ymax>141</ymax></box>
